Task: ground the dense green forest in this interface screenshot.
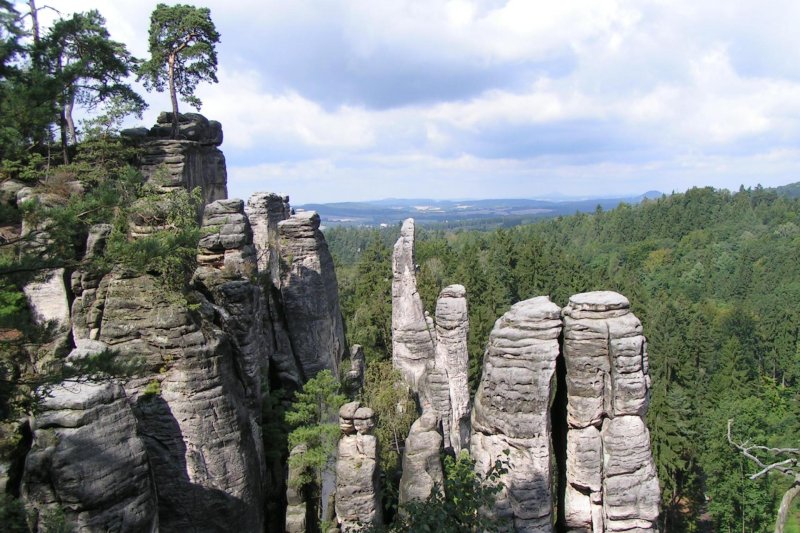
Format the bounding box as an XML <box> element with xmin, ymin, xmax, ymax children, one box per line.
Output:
<box><xmin>328</xmin><ymin>185</ymin><xmax>800</xmax><ymax>532</ymax></box>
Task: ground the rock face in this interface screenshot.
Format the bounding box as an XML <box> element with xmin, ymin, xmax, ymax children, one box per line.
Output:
<box><xmin>68</xmin><ymin>266</ymin><xmax>266</xmax><ymax>532</ymax></box>
<box><xmin>391</xmin><ymin>218</ymin><xmax>436</xmax><ymax>393</ymax></box>
<box><xmin>22</xmin><ymin>381</ymin><xmax>158</xmax><ymax>532</ymax></box>
<box><xmin>336</xmin><ymin>401</ymin><xmax>382</xmax><ymax>532</ymax></box>
<box><xmin>562</xmin><ymin>291</ymin><xmax>660</xmax><ymax>532</ymax></box>
<box><xmin>286</xmin><ymin>444</ymin><xmax>308</xmax><ymax>533</ymax></box>
<box><xmin>196</xmin><ymin>198</ymin><xmax>256</xmax><ymax>274</ymax></box>
<box><xmin>193</xmin><ymin>197</ymin><xmax>271</xmax><ymax>480</ymax></box>
<box><xmin>345</xmin><ymin>345</ymin><xmax>366</xmax><ymax>397</ymax></box>
<box><xmin>19</xmin><ymin>190</ymin><xmax>73</xmax><ymax>360</ymax></box>
<box><xmin>433</xmin><ymin>284</ymin><xmax>471</xmax><ymax>453</ymax></box>
<box><xmin>246</xmin><ymin>192</ymin><xmax>291</xmax><ymax>284</ymax></box>
<box><xmin>245</xmin><ymin>192</ymin><xmax>302</xmax><ymax>391</ymax></box>
<box><xmin>399</xmin><ymin>411</ymin><xmax>443</xmax><ymax>505</ymax></box>
<box><xmin>278</xmin><ymin>211</ymin><xmax>345</xmax><ymax>379</ymax></box>
<box><xmin>134</xmin><ymin>113</ymin><xmax>227</xmax><ymax>206</ymax></box>
<box><xmin>471</xmin><ymin>296</ymin><xmax>562</xmax><ymax>533</ymax></box>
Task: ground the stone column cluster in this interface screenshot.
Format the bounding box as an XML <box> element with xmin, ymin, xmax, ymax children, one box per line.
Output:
<box><xmin>390</xmin><ymin>218</ymin><xmax>660</xmax><ymax>532</ymax></box>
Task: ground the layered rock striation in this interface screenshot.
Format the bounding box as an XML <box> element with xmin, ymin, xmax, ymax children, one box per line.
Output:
<box><xmin>22</xmin><ymin>381</ymin><xmax>158</xmax><ymax>532</ymax></box>
<box><xmin>127</xmin><ymin>112</ymin><xmax>227</xmax><ymax>206</ymax></box>
<box><xmin>278</xmin><ymin>211</ymin><xmax>345</xmax><ymax>379</ymax></box>
<box><xmin>336</xmin><ymin>401</ymin><xmax>382</xmax><ymax>532</ymax></box>
<box><xmin>245</xmin><ymin>192</ymin><xmax>302</xmax><ymax>390</ymax></box>
<box><xmin>471</xmin><ymin>297</ymin><xmax>562</xmax><ymax>532</ymax></box>
<box><xmin>391</xmin><ymin>219</ymin><xmax>436</xmax><ymax>393</ymax></box>
<box><xmin>246</xmin><ymin>192</ymin><xmax>291</xmax><ymax>285</ymax></box>
<box><xmin>433</xmin><ymin>284</ymin><xmax>471</xmax><ymax>453</ymax></box>
<box><xmin>399</xmin><ymin>411</ymin><xmax>444</xmax><ymax>505</ymax></box>
<box><xmin>562</xmin><ymin>291</ymin><xmax>660</xmax><ymax>533</ymax></box>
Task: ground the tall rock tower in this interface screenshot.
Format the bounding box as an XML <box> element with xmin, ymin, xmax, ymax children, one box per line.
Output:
<box><xmin>562</xmin><ymin>291</ymin><xmax>660</xmax><ymax>533</ymax></box>
<box><xmin>470</xmin><ymin>297</ymin><xmax>562</xmax><ymax>532</ymax></box>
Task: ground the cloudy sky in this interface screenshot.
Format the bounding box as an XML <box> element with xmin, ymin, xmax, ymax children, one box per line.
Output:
<box><xmin>32</xmin><ymin>0</ymin><xmax>800</xmax><ymax>203</ymax></box>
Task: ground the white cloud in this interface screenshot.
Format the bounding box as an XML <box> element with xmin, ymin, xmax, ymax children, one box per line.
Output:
<box><xmin>20</xmin><ymin>0</ymin><xmax>800</xmax><ymax>201</ymax></box>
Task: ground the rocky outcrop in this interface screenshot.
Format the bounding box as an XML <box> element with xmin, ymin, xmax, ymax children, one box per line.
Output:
<box><xmin>22</xmin><ymin>381</ymin><xmax>158</xmax><ymax>532</ymax></box>
<box><xmin>196</xmin><ymin>198</ymin><xmax>256</xmax><ymax>274</ymax></box>
<box><xmin>133</xmin><ymin>113</ymin><xmax>227</xmax><ymax>206</ymax></box>
<box><xmin>345</xmin><ymin>345</ymin><xmax>366</xmax><ymax>397</ymax></box>
<box><xmin>562</xmin><ymin>291</ymin><xmax>659</xmax><ymax>532</ymax></box>
<box><xmin>433</xmin><ymin>284</ymin><xmax>470</xmax><ymax>453</ymax></box>
<box><xmin>398</xmin><ymin>411</ymin><xmax>443</xmax><ymax>505</ymax></box>
<box><xmin>286</xmin><ymin>444</ymin><xmax>308</xmax><ymax>533</ymax></box>
<box><xmin>245</xmin><ymin>192</ymin><xmax>302</xmax><ymax>391</ymax></box>
<box><xmin>193</xmin><ymin>198</ymin><xmax>271</xmax><ymax>480</ymax></box>
<box><xmin>69</xmin><ymin>270</ymin><xmax>265</xmax><ymax>532</ymax></box>
<box><xmin>336</xmin><ymin>401</ymin><xmax>382</xmax><ymax>532</ymax></box>
<box><xmin>391</xmin><ymin>218</ymin><xmax>436</xmax><ymax>394</ymax></box>
<box><xmin>277</xmin><ymin>211</ymin><xmax>345</xmax><ymax>379</ymax></box>
<box><xmin>471</xmin><ymin>296</ymin><xmax>562</xmax><ymax>533</ymax></box>
<box><xmin>246</xmin><ymin>192</ymin><xmax>291</xmax><ymax>284</ymax></box>
<box><xmin>18</xmin><ymin>188</ymin><xmax>73</xmax><ymax>360</ymax></box>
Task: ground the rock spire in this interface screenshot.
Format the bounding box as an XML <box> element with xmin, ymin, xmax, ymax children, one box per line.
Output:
<box><xmin>391</xmin><ymin>218</ymin><xmax>436</xmax><ymax>393</ymax></box>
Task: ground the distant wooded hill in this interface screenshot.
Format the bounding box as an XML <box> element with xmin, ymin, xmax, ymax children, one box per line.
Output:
<box><xmin>297</xmin><ymin>191</ymin><xmax>664</xmax><ymax>227</ymax></box>
<box><xmin>302</xmin><ymin>182</ymin><xmax>800</xmax><ymax>227</ymax></box>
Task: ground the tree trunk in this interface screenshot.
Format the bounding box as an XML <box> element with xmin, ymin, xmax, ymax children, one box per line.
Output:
<box><xmin>57</xmin><ymin>53</ymin><xmax>68</xmax><ymax>164</ymax></box>
<box><xmin>65</xmin><ymin>91</ymin><xmax>77</xmax><ymax>144</ymax></box>
<box><xmin>775</xmin><ymin>481</ymin><xmax>800</xmax><ymax>533</ymax></box>
<box><xmin>59</xmin><ymin>105</ymin><xmax>69</xmax><ymax>164</ymax></box>
<box><xmin>168</xmin><ymin>53</ymin><xmax>179</xmax><ymax>139</ymax></box>
<box><xmin>28</xmin><ymin>0</ymin><xmax>39</xmax><ymax>44</ymax></box>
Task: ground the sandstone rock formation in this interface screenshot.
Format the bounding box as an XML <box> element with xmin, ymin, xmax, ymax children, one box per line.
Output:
<box><xmin>562</xmin><ymin>291</ymin><xmax>660</xmax><ymax>532</ymax></box>
<box><xmin>336</xmin><ymin>401</ymin><xmax>382</xmax><ymax>531</ymax></box>
<box><xmin>471</xmin><ymin>296</ymin><xmax>562</xmax><ymax>533</ymax></box>
<box><xmin>399</xmin><ymin>411</ymin><xmax>444</xmax><ymax>505</ymax></box>
<box><xmin>18</xmin><ymin>188</ymin><xmax>73</xmax><ymax>360</ymax></box>
<box><xmin>391</xmin><ymin>218</ymin><xmax>436</xmax><ymax>394</ymax></box>
<box><xmin>345</xmin><ymin>345</ymin><xmax>366</xmax><ymax>397</ymax></box>
<box><xmin>278</xmin><ymin>211</ymin><xmax>345</xmax><ymax>379</ymax></box>
<box><xmin>193</xmin><ymin>198</ymin><xmax>271</xmax><ymax>463</ymax></box>
<box><xmin>131</xmin><ymin>112</ymin><xmax>227</xmax><ymax>205</ymax></box>
<box><xmin>69</xmin><ymin>270</ymin><xmax>265</xmax><ymax>532</ymax></box>
<box><xmin>196</xmin><ymin>198</ymin><xmax>256</xmax><ymax>274</ymax></box>
<box><xmin>22</xmin><ymin>381</ymin><xmax>158</xmax><ymax>532</ymax></box>
<box><xmin>433</xmin><ymin>284</ymin><xmax>471</xmax><ymax>453</ymax></box>
<box><xmin>286</xmin><ymin>444</ymin><xmax>308</xmax><ymax>533</ymax></box>
<box><xmin>246</xmin><ymin>192</ymin><xmax>291</xmax><ymax>284</ymax></box>
<box><xmin>245</xmin><ymin>191</ymin><xmax>302</xmax><ymax>391</ymax></box>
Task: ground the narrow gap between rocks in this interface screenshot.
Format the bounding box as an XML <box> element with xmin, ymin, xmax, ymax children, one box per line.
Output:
<box><xmin>552</xmin><ymin>330</ymin><xmax>569</xmax><ymax>533</ymax></box>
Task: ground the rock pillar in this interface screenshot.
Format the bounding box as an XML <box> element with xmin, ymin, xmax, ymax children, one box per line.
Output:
<box><xmin>336</xmin><ymin>401</ymin><xmax>382</xmax><ymax>532</ymax></box>
<box><xmin>562</xmin><ymin>291</ymin><xmax>660</xmax><ymax>532</ymax></box>
<box><xmin>391</xmin><ymin>218</ymin><xmax>436</xmax><ymax>393</ymax></box>
<box><xmin>433</xmin><ymin>284</ymin><xmax>471</xmax><ymax>453</ymax></box>
<box><xmin>470</xmin><ymin>296</ymin><xmax>562</xmax><ymax>532</ymax></box>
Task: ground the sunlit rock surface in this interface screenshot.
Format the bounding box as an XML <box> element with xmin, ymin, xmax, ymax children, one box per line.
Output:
<box><xmin>22</xmin><ymin>381</ymin><xmax>158</xmax><ymax>532</ymax></box>
<box><xmin>562</xmin><ymin>291</ymin><xmax>659</xmax><ymax>533</ymax></box>
<box><xmin>471</xmin><ymin>296</ymin><xmax>562</xmax><ymax>533</ymax></box>
<box><xmin>336</xmin><ymin>401</ymin><xmax>382</xmax><ymax>532</ymax></box>
<box><xmin>391</xmin><ymin>218</ymin><xmax>436</xmax><ymax>393</ymax></box>
<box><xmin>433</xmin><ymin>284</ymin><xmax>471</xmax><ymax>453</ymax></box>
<box><xmin>277</xmin><ymin>210</ymin><xmax>346</xmax><ymax>379</ymax></box>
